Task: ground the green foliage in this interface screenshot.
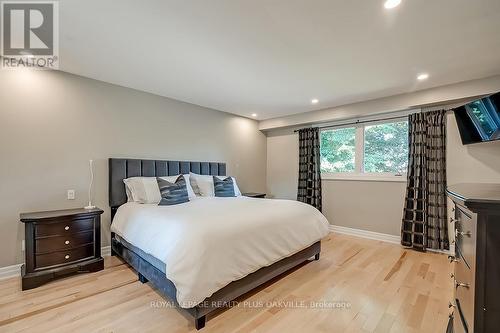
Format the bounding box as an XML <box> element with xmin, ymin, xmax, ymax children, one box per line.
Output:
<box><xmin>364</xmin><ymin>121</ymin><xmax>408</xmax><ymax>173</ymax></box>
<box><xmin>320</xmin><ymin>121</ymin><xmax>409</xmax><ymax>174</ymax></box>
<box><xmin>320</xmin><ymin>127</ymin><xmax>355</xmax><ymax>173</ymax></box>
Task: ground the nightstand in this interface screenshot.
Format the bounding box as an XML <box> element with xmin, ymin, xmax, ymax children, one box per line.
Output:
<box><xmin>20</xmin><ymin>208</ymin><xmax>104</xmax><ymax>290</ymax></box>
<box><xmin>242</xmin><ymin>192</ymin><xmax>266</xmax><ymax>198</ymax></box>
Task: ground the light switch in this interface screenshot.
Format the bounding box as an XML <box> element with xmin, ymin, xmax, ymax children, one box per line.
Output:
<box><xmin>67</xmin><ymin>190</ymin><xmax>75</xmax><ymax>200</ymax></box>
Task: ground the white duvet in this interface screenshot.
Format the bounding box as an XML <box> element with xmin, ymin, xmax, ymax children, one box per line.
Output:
<box><xmin>111</xmin><ymin>197</ymin><xmax>329</xmax><ymax>308</ymax></box>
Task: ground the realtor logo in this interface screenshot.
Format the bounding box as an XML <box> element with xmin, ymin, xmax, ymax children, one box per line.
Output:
<box><xmin>1</xmin><ymin>1</ymin><xmax>59</xmax><ymax>69</ymax></box>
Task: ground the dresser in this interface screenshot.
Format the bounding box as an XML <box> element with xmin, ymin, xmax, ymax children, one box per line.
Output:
<box><xmin>447</xmin><ymin>184</ymin><xmax>500</xmax><ymax>333</ymax></box>
<box><xmin>20</xmin><ymin>208</ymin><xmax>104</xmax><ymax>290</ymax></box>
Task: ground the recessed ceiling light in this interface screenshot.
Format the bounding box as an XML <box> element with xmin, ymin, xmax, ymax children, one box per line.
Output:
<box><xmin>417</xmin><ymin>73</ymin><xmax>429</xmax><ymax>81</ymax></box>
<box><xmin>384</xmin><ymin>0</ymin><xmax>401</xmax><ymax>9</ymax></box>
<box><xmin>251</xmin><ymin>113</ymin><xmax>258</xmax><ymax>117</ymax></box>
<box><xmin>311</xmin><ymin>99</ymin><xmax>319</xmax><ymax>105</ymax></box>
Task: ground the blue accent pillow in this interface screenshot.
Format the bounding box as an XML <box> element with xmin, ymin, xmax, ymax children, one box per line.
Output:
<box><xmin>157</xmin><ymin>175</ymin><xmax>189</xmax><ymax>205</ymax></box>
<box><xmin>213</xmin><ymin>176</ymin><xmax>236</xmax><ymax>197</ymax></box>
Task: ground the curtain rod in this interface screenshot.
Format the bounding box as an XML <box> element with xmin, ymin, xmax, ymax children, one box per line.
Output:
<box><xmin>293</xmin><ymin>114</ymin><xmax>411</xmax><ymax>133</ymax></box>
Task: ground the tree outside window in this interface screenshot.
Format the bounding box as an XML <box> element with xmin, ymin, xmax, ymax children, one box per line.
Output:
<box><xmin>320</xmin><ymin>119</ymin><xmax>409</xmax><ymax>177</ymax></box>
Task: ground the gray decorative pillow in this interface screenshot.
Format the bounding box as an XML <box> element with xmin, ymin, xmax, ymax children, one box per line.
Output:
<box><xmin>213</xmin><ymin>176</ymin><xmax>235</xmax><ymax>197</ymax></box>
<box><xmin>157</xmin><ymin>175</ymin><xmax>189</xmax><ymax>205</ymax></box>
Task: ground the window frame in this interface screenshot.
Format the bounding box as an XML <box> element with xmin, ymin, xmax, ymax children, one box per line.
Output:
<box><xmin>320</xmin><ymin>117</ymin><xmax>408</xmax><ymax>182</ymax></box>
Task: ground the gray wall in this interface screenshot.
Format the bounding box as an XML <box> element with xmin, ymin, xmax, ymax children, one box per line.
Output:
<box><xmin>266</xmin><ymin>111</ymin><xmax>500</xmax><ymax>236</ymax></box>
<box><xmin>0</xmin><ymin>70</ymin><xmax>267</xmax><ymax>267</ymax></box>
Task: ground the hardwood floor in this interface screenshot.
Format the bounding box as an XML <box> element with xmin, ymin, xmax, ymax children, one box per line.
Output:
<box><xmin>0</xmin><ymin>234</ymin><xmax>452</xmax><ymax>333</ymax></box>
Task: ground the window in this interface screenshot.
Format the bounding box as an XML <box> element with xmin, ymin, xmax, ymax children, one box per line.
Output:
<box><xmin>320</xmin><ymin>127</ymin><xmax>356</xmax><ymax>173</ymax></box>
<box><xmin>364</xmin><ymin>121</ymin><xmax>408</xmax><ymax>173</ymax></box>
<box><xmin>320</xmin><ymin>119</ymin><xmax>408</xmax><ymax>181</ymax></box>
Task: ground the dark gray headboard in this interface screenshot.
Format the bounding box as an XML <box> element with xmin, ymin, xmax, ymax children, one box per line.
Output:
<box><xmin>109</xmin><ymin>158</ymin><xmax>226</xmax><ymax>210</ymax></box>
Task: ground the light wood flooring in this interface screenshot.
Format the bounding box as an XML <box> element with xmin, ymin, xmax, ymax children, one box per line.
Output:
<box><xmin>0</xmin><ymin>234</ymin><xmax>453</xmax><ymax>333</ymax></box>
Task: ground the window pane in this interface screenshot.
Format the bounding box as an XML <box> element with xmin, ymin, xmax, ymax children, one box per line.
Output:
<box><xmin>320</xmin><ymin>127</ymin><xmax>356</xmax><ymax>173</ymax></box>
<box><xmin>364</xmin><ymin>121</ymin><xmax>408</xmax><ymax>173</ymax></box>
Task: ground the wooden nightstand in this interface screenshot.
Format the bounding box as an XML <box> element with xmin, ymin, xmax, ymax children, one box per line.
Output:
<box><xmin>20</xmin><ymin>208</ymin><xmax>104</xmax><ymax>290</ymax></box>
<box><xmin>242</xmin><ymin>192</ymin><xmax>266</xmax><ymax>198</ymax></box>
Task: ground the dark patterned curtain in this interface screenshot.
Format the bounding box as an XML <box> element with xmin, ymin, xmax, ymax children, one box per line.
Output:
<box><xmin>401</xmin><ymin>110</ymin><xmax>449</xmax><ymax>251</ymax></box>
<box><xmin>297</xmin><ymin>128</ymin><xmax>322</xmax><ymax>211</ymax></box>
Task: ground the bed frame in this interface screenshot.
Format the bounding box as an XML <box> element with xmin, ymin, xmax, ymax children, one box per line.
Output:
<box><xmin>109</xmin><ymin>158</ymin><xmax>321</xmax><ymax>330</ymax></box>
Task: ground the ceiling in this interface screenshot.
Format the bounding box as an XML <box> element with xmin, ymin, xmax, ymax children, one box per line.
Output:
<box><xmin>59</xmin><ymin>0</ymin><xmax>500</xmax><ymax>120</ymax></box>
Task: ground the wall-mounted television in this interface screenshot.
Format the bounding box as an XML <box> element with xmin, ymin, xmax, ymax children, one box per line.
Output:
<box><xmin>453</xmin><ymin>92</ymin><xmax>500</xmax><ymax>145</ymax></box>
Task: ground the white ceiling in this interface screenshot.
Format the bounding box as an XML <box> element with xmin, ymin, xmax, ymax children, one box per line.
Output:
<box><xmin>59</xmin><ymin>0</ymin><xmax>500</xmax><ymax>120</ymax></box>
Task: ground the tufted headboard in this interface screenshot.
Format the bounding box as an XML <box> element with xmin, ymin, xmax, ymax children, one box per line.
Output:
<box><xmin>109</xmin><ymin>158</ymin><xmax>226</xmax><ymax>217</ymax></box>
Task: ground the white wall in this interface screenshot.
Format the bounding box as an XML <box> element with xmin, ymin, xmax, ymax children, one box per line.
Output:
<box><xmin>266</xmin><ymin>79</ymin><xmax>500</xmax><ymax>236</ymax></box>
<box><xmin>266</xmin><ymin>130</ymin><xmax>299</xmax><ymax>200</ymax></box>
<box><xmin>322</xmin><ymin>181</ymin><xmax>406</xmax><ymax>235</ymax></box>
<box><xmin>446</xmin><ymin>113</ymin><xmax>500</xmax><ymax>184</ymax></box>
<box><xmin>0</xmin><ymin>70</ymin><xmax>267</xmax><ymax>267</ymax></box>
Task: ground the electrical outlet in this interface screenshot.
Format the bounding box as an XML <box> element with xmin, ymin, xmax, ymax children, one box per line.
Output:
<box><xmin>67</xmin><ymin>189</ymin><xmax>75</xmax><ymax>200</ymax></box>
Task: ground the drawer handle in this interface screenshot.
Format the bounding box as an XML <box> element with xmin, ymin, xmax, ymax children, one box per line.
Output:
<box><xmin>64</xmin><ymin>254</ymin><xmax>70</xmax><ymax>260</ymax></box>
<box><xmin>448</xmin><ymin>255</ymin><xmax>459</xmax><ymax>263</ymax></box>
<box><xmin>455</xmin><ymin>230</ymin><xmax>471</xmax><ymax>238</ymax></box>
<box><xmin>456</xmin><ymin>282</ymin><xmax>470</xmax><ymax>289</ymax></box>
<box><xmin>64</xmin><ymin>226</ymin><xmax>70</xmax><ymax>231</ymax></box>
<box><xmin>449</xmin><ymin>217</ymin><xmax>458</xmax><ymax>224</ymax></box>
<box><xmin>65</xmin><ymin>240</ymin><xmax>70</xmax><ymax>245</ymax></box>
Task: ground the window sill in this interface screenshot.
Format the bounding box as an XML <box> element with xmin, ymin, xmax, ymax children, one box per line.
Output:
<box><xmin>321</xmin><ymin>173</ymin><xmax>407</xmax><ymax>183</ymax></box>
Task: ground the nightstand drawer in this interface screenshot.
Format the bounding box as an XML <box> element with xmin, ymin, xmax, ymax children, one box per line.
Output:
<box><xmin>35</xmin><ymin>244</ymin><xmax>94</xmax><ymax>269</ymax></box>
<box><xmin>35</xmin><ymin>230</ymin><xmax>94</xmax><ymax>254</ymax></box>
<box><xmin>35</xmin><ymin>218</ymin><xmax>94</xmax><ymax>237</ymax></box>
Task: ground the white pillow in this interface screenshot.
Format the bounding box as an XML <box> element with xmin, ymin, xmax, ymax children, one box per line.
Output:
<box><xmin>123</xmin><ymin>177</ymin><xmax>160</xmax><ymax>204</ymax></box>
<box><xmin>189</xmin><ymin>173</ymin><xmax>242</xmax><ymax>197</ymax></box>
<box><xmin>125</xmin><ymin>183</ymin><xmax>134</xmax><ymax>202</ymax></box>
<box><xmin>189</xmin><ymin>173</ymin><xmax>215</xmax><ymax>196</ymax></box>
<box><xmin>123</xmin><ymin>175</ymin><xmax>196</xmax><ymax>204</ymax></box>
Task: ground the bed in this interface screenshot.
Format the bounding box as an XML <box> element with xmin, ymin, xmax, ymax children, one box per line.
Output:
<box><xmin>109</xmin><ymin>158</ymin><xmax>329</xmax><ymax>329</ymax></box>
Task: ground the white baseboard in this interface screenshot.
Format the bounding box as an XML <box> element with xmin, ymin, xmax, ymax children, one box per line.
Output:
<box><xmin>0</xmin><ymin>246</ymin><xmax>112</xmax><ymax>281</ymax></box>
<box><xmin>0</xmin><ymin>264</ymin><xmax>23</xmax><ymax>280</ymax></box>
<box><xmin>329</xmin><ymin>225</ymin><xmax>400</xmax><ymax>244</ymax></box>
<box><xmin>329</xmin><ymin>225</ymin><xmax>452</xmax><ymax>255</ymax></box>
